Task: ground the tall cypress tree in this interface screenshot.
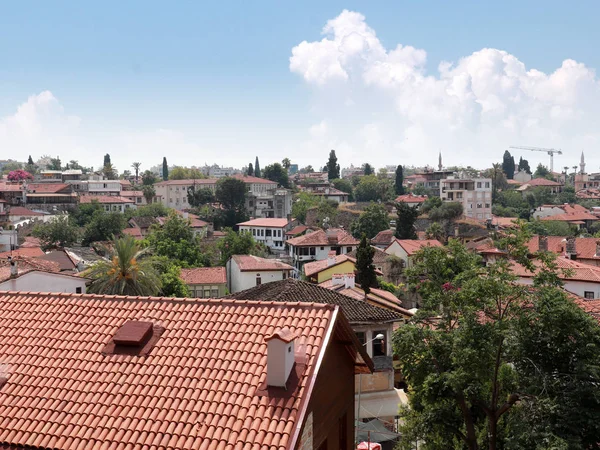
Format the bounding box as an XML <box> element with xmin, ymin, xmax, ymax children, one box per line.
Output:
<box><xmin>247</xmin><ymin>163</ymin><xmax>254</xmax><ymax>176</ymax></box>
<box><xmin>104</xmin><ymin>154</ymin><xmax>111</xmax><ymax>166</ymax></box>
<box><xmin>356</xmin><ymin>234</ymin><xmax>378</xmax><ymax>294</ymax></box>
<box><xmin>27</xmin><ymin>155</ymin><xmax>34</xmax><ymax>166</ymax></box>
<box><xmin>395</xmin><ymin>165</ymin><xmax>405</xmax><ymax>195</ymax></box>
<box><xmin>255</xmin><ymin>157</ymin><xmax>261</xmax><ymax>178</ymax></box>
<box><xmin>502</xmin><ymin>150</ymin><xmax>515</xmax><ymax>179</ymax></box>
<box><xmin>162</xmin><ymin>157</ymin><xmax>169</xmax><ymax>181</ymax></box>
<box><xmin>326</xmin><ymin>150</ymin><xmax>340</xmax><ymax>180</ymax></box>
<box><xmin>395</xmin><ymin>203</ymin><xmax>419</xmax><ymax>239</ymax></box>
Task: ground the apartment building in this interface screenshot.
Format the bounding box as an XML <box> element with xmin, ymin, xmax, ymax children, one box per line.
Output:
<box><xmin>440</xmin><ymin>176</ymin><xmax>492</xmax><ymax>220</ymax></box>
<box><xmin>237</xmin><ymin>218</ymin><xmax>292</xmax><ymax>251</ymax></box>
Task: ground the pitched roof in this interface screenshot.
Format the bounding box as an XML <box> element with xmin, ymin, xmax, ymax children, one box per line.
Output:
<box><xmin>155</xmin><ymin>175</ymin><xmax>277</xmax><ymax>187</ymax></box>
<box><xmin>0</xmin><ymin>248</ymin><xmax>44</xmax><ymax>259</ymax></box>
<box><xmin>0</xmin><ymin>292</ymin><xmax>370</xmax><ymax>450</ymax></box>
<box><xmin>0</xmin><ymin>256</ymin><xmax>60</xmax><ymax>282</ymax></box>
<box><xmin>572</xmin><ymin>296</ymin><xmax>600</xmax><ymax>324</ymax></box>
<box><xmin>540</xmin><ymin>211</ymin><xmax>598</xmax><ymax>222</ymax></box>
<box><xmin>512</xmin><ymin>257</ymin><xmax>600</xmax><ymax>283</ymax></box>
<box><xmin>26</xmin><ymin>183</ymin><xmax>72</xmax><ymax>193</ymax></box>
<box><xmin>526</xmin><ymin>236</ymin><xmax>600</xmax><ymax>260</ymax></box>
<box><xmin>122</xmin><ymin>227</ymin><xmax>143</xmax><ymax>238</ymax></box>
<box><xmin>37</xmin><ymin>250</ymin><xmax>77</xmax><ymax>271</ymax></box>
<box><xmin>517</xmin><ymin>178</ymin><xmax>563</xmax><ymax>189</ymax></box>
<box><xmin>226</xmin><ymin>278</ymin><xmax>407</xmax><ymax>324</ymax></box>
<box><xmin>347</xmin><ymin>246</ymin><xmax>389</xmax><ymax>265</ymax></box>
<box><xmin>0</xmin><ymin>183</ymin><xmax>24</xmax><ymax>192</ymax></box>
<box><xmin>129</xmin><ymin>216</ymin><xmax>158</xmax><ymax>229</ymax></box>
<box><xmin>303</xmin><ymin>254</ymin><xmax>357</xmax><ymax>277</ymax></box>
<box><xmin>79</xmin><ymin>195</ymin><xmax>135</xmax><ymax>204</ymax></box>
<box><xmin>286</xmin><ymin>225</ymin><xmax>311</xmax><ymax>236</ymax></box>
<box><xmin>238</xmin><ymin>218</ymin><xmax>290</xmax><ymax>228</ymax></box>
<box><xmin>371</xmin><ymin>229</ymin><xmax>395</xmax><ymax>247</ymax></box>
<box><xmin>387</xmin><ymin>239</ymin><xmax>443</xmax><ymax>256</ymax></box>
<box><xmin>7</xmin><ymin>207</ymin><xmax>45</xmax><ymax>217</ymax></box>
<box><xmin>180</xmin><ymin>267</ymin><xmax>227</xmax><ymax>285</ymax></box>
<box><xmin>286</xmin><ymin>228</ymin><xmax>359</xmax><ymax>247</ymax></box>
<box><xmin>395</xmin><ymin>194</ymin><xmax>427</xmax><ymax>203</ymax></box>
<box><xmin>232</xmin><ymin>255</ymin><xmax>293</xmax><ymax>272</ymax></box>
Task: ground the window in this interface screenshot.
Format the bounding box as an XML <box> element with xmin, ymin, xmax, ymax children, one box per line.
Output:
<box><xmin>252</xmin><ymin>229</ymin><xmax>256</xmax><ymax>236</ymax></box>
<box><xmin>355</xmin><ymin>331</ymin><xmax>366</xmax><ymax>347</ymax></box>
<box><xmin>203</xmin><ymin>288</ymin><xmax>211</xmax><ymax>298</ymax></box>
<box><xmin>211</xmin><ymin>288</ymin><xmax>219</xmax><ymax>297</ymax></box>
<box><xmin>373</xmin><ymin>331</ymin><xmax>386</xmax><ymax>356</ymax></box>
<box><xmin>75</xmin><ymin>287</ymin><xmax>82</xmax><ymax>294</ymax></box>
<box><xmin>283</xmin><ymin>271</ymin><xmax>287</xmax><ymax>280</ymax></box>
<box><xmin>346</xmin><ymin>247</ymin><xmax>352</xmax><ymax>253</ymax></box>
<box><xmin>309</xmin><ymin>247</ymin><xmax>316</xmax><ymax>256</ymax></box>
<box><xmin>477</xmin><ymin>203</ymin><xmax>482</xmax><ymax>208</ymax></box>
<box><xmin>320</xmin><ymin>247</ymin><xmax>324</xmax><ymax>250</ymax></box>
<box><xmin>260</xmin><ymin>229</ymin><xmax>264</xmax><ymax>237</ymax></box>
<box><xmin>584</xmin><ymin>291</ymin><xmax>594</xmax><ymax>299</ymax></box>
<box><xmin>485</xmin><ymin>203</ymin><xmax>490</xmax><ymax>208</ymax></box>
<box><xmin>256</xmin><ymin>274</ymin><xmax>262</xmax><ymax>286</ymax></box>
<box><xmin>477</xmin><ymin>182</ymin><xmax>482</xmax><ymax>188</ymax></box>
<box><xmin>485</xmin><ymin>182</ymin><xmax>490</xmax><ymax>188</ymax></box>
<box><xmin>265</xmin><ymin>229</ymin><xmax>272</xmax><ymax>237</ymax></box>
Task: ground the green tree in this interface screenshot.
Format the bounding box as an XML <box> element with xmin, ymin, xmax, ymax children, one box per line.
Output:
<box><xmin>103</xmin><ymin>163</ymin><xmax>117</xmax><ymax>180</ymax></box>
<box><xmin>217</xmin><ymin>228</ymin><xmax>267</xmax><ymax>265</ymax></box>
<box><xmin>557</xmin><ymin>185</ymin><xmax>576</xmax><ymax>204</ymax></box>
<box><xmin>27</xmin><ymin>155</ymin><xmax>34</xmax><ymax>166</ymax></box>
<box><xmin>425</xmin><ymin>222</ymin><xmax>445</xmax><ymax>242</ymax></box>
<box><xmin>326</xmin><ymin>150</ymin><xmax>340</xmax><ymax>180</ymax></box>
<box><xmin>363</xmin><ymin>163</ymin><xmax>373</xmax><ymax>176</ymax></box>
<box><xmin>48</xmin><ymin>157</ymin><xmax>62</xmax><ymax>171</ymax></box>
<box><xmin>281</xmin><ymin>158</ymin><xmax>291</xmax><ymax>170</ymax></box>
<box><xmin>354</xmin><ymin>175</ymin><xmax>394</xmax><ymax>202</ymax></box>
<box><xmin>187</xmin><ymin>185</ymin><xmax>215</xmax><ymax>207</ymax></box>
<box><xmin>146</xmin><ymin>213</ymin><xmax>208</xmax><ymax>267</ymax></box>
<box><xmin>502</xmin><ymin>150</ymin><xmax>515</xmax><ymax>179</ymax></box>
<box><xmin>292</xmin><ymin>192</ymin><xmax>320</xmax><ymax>223</ymax></box>
<box><xmin>332</xmin><ymin>178</ymin><xmax>354</xmax><ymax>201</ymax></box>
<box><xmin>262</xmin><ymin>163</ymin><xmax>290</xmax><ymax>188</ymax></box>
<box><xmin>395</xmin><ymin>202</ymin><xmax>419</xmax><ymax>239</ymax></box>
<box><xmin>103</xmin><ymin>154</ymin><xmax>111</xmax><ymax>166</ymax></box>
<box><xmin>162</xmin><ymin>157</ymin><xmax>169</xmax><ymax>181</ymax></box>
<box><xmin>247</xmin><ymin>162</ymin><xmax>254</xmax><ymax>176</ymax></box>
<box><xmin>421</xmin><ymin>196</ymin><xmax>443</xmax><ymax>213</ymax></box>
<box><xmin>526</xmin><ymin>220</ymin><xmax>575</xmax><ymax>237</ymax></box>
<box><xmin>518</xmin><ymin>156</ymin><xmax>531</xmax><ymax>174</ymax></box>
<box><xmin>131</xmin><ymin>162</ymin><xmax>141</xmax><ymax>183</ymax></box>
<box><xmin>142</xmin><ymin>170</ymin><xmax>158</xmax><ymax>186</ymax></box>
<box><xmin>395</xmin><ymin>165</ymin><xmax>405</xmax><ymax>195</ymax></box>
<box><xmin>85</xmin><ymin>235</ymin><xmax>161</xmax><ymax>296</ymax></box>
<box><xmin>533</xmin><ymin>163</ymin><xmax>552</xmax><ymax>179</ymax></box>
<box><xmin>168</xmin><ymin>166</ymin><xmax>204</xmax><ymax>180</ymax></box>
<box><xmin>82</xmin><ymin>211</ymin><xmax>126</xmax><ymax>245</ymax></box>
<box><xmin>254</xmin><ymin>156</ymin><xmax>261</xmax><ymax>178</ymax></box>
<box><xmin>151</xmin><ymin>256</ymin><xmax>191</xmax><ymax>297</ymax></box>
<box><xmin>300</xmin><ymin>165</ymin><xmax>314</xmax><ymax>174</ymax></box>
<box><xmin>32</xmin><ymin>216</ymin><xmax>79</xmax><ymax>250</ymax></box>
<box><xmin>350</xmin><ymin>203</ymin><xmax>389</xmax><ymax>239</ymax></box>
<box><xmin>215</xmin><ymin>177</ymin><xmax>248</xmax><ymax>227</ymax></box>
<box><xmin>71</xmin><ymin>201</ymin><xmax>104</xmax><ymax>227</ymax></box>
<box><xmin>142</xmin><ymin>185</ymin><xmax>156</xmax><ymax>204</ymax></box>
<box><xmin>133</xmin><ymin>203</ymin><xmax>170</xmax><ymax>218</ymax></box>
<box><xmin>355</xmin><ymin>235</ymin><xmax>378</xmax><ymax>294</ymax></box>
<box><xmin>393</xmin><ymin>236</ymin><xmax>600</xmax><ymax>450</ymax></box>
<box><xmin>428</xmin><ymin>202</ymin><xmax>463</xmax><ymax>222</ymax></box>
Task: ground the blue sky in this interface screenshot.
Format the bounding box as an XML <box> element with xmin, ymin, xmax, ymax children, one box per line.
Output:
<box><xmin>1</xmin><ymin>1</ymin><xmax>599</xmax><ymax>172</ymax></box>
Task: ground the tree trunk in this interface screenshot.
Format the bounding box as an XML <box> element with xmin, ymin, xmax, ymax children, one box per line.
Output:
<box><xmin>457</xmin><ymin>394</ymin><xmax>478</xmax><ymax>450</ymax></box>
<box><xmin>488</xmin><ymin>415</ymin><xmax>497</xmax><ymax>450</ymax></box>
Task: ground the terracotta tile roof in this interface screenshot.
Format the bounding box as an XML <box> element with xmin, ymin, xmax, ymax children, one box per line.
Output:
<box><xmin>512</xmin><ymin>257</ymin><xmax>600</xmax><ymax>283</ymax></box>
<box><xmin>122</xmin><ymin>190</ymin><xmax>143</xmax><ymax>197</ymax></box>
<box><xmin>303</xmin><ymin>254</ymin><xmax>357</xmax><ymax>277</ymax></box>
<box><xmin>7</xmin><ymin>207</ymin><xmax>45</xmax><ymax>217</ymax></box>
<box><xmin>231</xmin><ymin>174</ymin><xmax>278</xmax><ymax>185</ymax></box>
<box><xmin>286</xmin><ymin>225</ymin><xmax>311</xmax><ymax>236</ymax></box>
<box><xmin>490</xmin><ymin>215</ymin><xmax>519</xmax><ymax>228</ymax></box>
<box><xmin>26</xmin><ymin>183</ymin><xmax>72</xmax><ymax>193</ymax></box>
<box><xmin>226</xmin><ymin>278</ymin><xmax>408</xmax><ymax>323</ymax></box>
<box><xmin>0</xmin><ymin>256</ymin><xmax>60</xmax><ymax>282</ymax></box>
<box><xmin>286</xmin><ymin>228</ymin><xmax>359</xmax><ymax>247</ymax></box>
<box><xmin>371</xmin><ymin>229</ymin><xmax>395</xmax><ymax>247</ymax></box>
<box><xmin>524</xmin><ymin>178</ymin><xmax>563</xmax><ymax>187</ymax></box>
<box><xmin>576</xmin><ymin>188</ymin><xmax>600</xmax><ymax>199</ymax></box>
<box><xmin>122</xmin><ymin>227</ymin><xmax>143</xmax><ymax>238</ymax></box>
<box><xmin>37</xmin><ymin>250</ymin><xmax>77</xmax><ymax>271</ymax></box>
<box><xmin>238</xmin><ymin>218</ymin><xmax>290</xmax><ymax>228</ymax></box>
<box><xmin>155</xmin><ymin>175</ymin><xmax>277</xmax><ymax>187</ymax></box>
<box><xmin>232</xmin><ymin>255</ymin><xmax>293</xmax><ymax>272</ymax></box>
<box><xmin>0</xmin><ymin>183</ymin><xmax>24</xmax><ymax>193</ymax></box>
<box><xmin>0</xmin><ymin>248</ymin><xmax>44</xmax><ymax>259</ymax></box>
<box><xmin>129</xmin><ymin>216</ymin><xmax>158</xmax><ymax>229</ymax></box>
<box><xmin>0</xmin><ymin>292</ymin><xmax>371</xmax><ymax>449</ymax></box>
<box><xmin>387</xmin><ymin>239</ymin><xmax>443</xmax><ymax>256</ymax></box>
<box><xmin>571</xmin><ymin>296</ymin><xmax>600</xmax><ymax>324</ymax></box>
<box><xmin>540</xmin><ymin>211</ymin><xmax>598</xmax><ymax>222</ymax></box>
<box><xmin>395</xmin><ymin>194</ymin><xmax>427</xmax><ymax>203</ymax></box>
<box><xmin>180</xmin><ymin>267</ymin><xmax>227</xmax><ymax>285</ymax></box>
<box><xmin>347</xmin><ymin>246</ymin><xmax>389</xmax><ymax>265</ymax></box>
<box><xmin>465</xmin><ymin>238</ymin><xmax>506</xmax><ymax>255</ymax></box>
<box><xmin>79</xmin><ymin>195</ymin><xmax>135</xmax><ymax>204</ymax></box>
<box><xmin>19</xmin><ymin>237</ymin><xmax>42</xmax><ymax>248</ymax></box>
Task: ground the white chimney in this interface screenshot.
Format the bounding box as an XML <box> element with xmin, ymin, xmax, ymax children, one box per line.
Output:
<box><xmin>8</xmin><ymin>257</ymin><xmax>17</xmax><ymax>279</ymax></box>
<box><xmin>332</xmin><ymin>273</ymin><xmax>344</xmax><ymax>286</ymax></box>
<box><xmin>265</xmin><ymin>328</ymin><xmax>296</xmax><ymax>388</ymax></box>
<box><xmin>327</xmin><ymin>251</ymin><xmax>336</xmax><ymax>267</ymax></box>
<box><xmin>183</xmin><ymin>212</ymin><xmax>189</xmax><ymax>219</ymax></box>
<box><xmin>343</xmin><ymin>273</ymin><xmax>355</xmax><ymax>289</ymax></box>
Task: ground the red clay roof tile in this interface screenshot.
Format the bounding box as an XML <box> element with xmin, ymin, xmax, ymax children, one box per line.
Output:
<box><xmin>180</xmin><ymin>267</ymin><xmax>227</xmax><ymax>285</ymax></box>
<box><xmin>232</xmin><ymin>255</ymin><xmax>293</xmax><ymax>272</ymax></box>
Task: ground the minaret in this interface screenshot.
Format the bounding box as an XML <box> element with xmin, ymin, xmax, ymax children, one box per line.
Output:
<box><xmin>580</xmin><ymin>152</ymin><xmax>586</xmax><ymax>174</ymax></box>
<box><xmin>438</xmin><ymin>152</ymin><xmax>442</xmax><ymax>171</ymax></box>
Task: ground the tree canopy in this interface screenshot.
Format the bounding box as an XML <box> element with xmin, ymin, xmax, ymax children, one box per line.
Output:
<box><xmin>326</xmin><ymin>150</ymin><xmax>340</xmax><ymax>180</ymax></box>
<box><xmin>217</xmin><ymin>229</ymin><xmax>267</xmax><ymax>265</ymax></box>
<box><xmin>354</xmin><ymin>174</ymin><xmax>394</xmax><ymax>202</ymax></box>
<box><xmin>395</xmin><ymin>202</ymin><xmax>419</xmax><ymax>239</ymax></box>
<box><xmin>162</xmin><ymin>157</ymin><xmax>169</xmax><ymax>181</ymax></box>
<box><xmin>262</xmin><ymin>163</ymin><xmax>290</xmax><ymax>188</ymax></box>
<box><xmin>350</xmin><ymin>203</ymin><xmax>389</xmax><ymax>239</ymax></box>
<box><xmin>363</xmin><ymin>163</ymin><xmax>373</xmax><ymax>176</ymax></box>
<box><xmin>215</xmin><ymin>177</ymin><xmax>248</xmax><ymax>227</ymax></box>
<box><xmin>254</xmin><ymin>156</ymin><xmax>261</xmax><ymax>178</ymax></box>
<box><xmin>502</xmin><ymin>150</ymin><xmax>515</xmax><ymax>179</ymax></box>
<box><xmin>32</xmin><ymin>216</ymin><xmax>79</xmax><ymax>250</ymax></box>
<box><xmin>355</xmin><ymin>234</ymin><xmax>378</xmax><ymax>294</ymax></box>
<box><xmin>395</xmin><ymin>165</ymin><xmax>405</xmax><ymax>195</ymax></box>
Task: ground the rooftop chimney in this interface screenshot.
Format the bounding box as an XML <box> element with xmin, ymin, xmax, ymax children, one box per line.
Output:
<box><xmin>326</xmin><ymin>229</ymin><xmax>338</xmax><ymax>244</ymax></box>
<box><xmin>327</xmin><ymin>251</ymin><xmax>337</xmax><ymax>267</ymax></box>
<box><xmin>343</xmin><ymin>273</ymin><xmax>355</xmax><ymax>289</ymax></box>
<box><xmin>265</xmin><ymin>328</ymin><xmax>296</xmax><ymax>388</ymax></box>
<box><xmin>539</xmin><ymin>236</ymin><xmax>548</xmax><ymax>253</ymax></box>
<box><xmin>595</xmin><ymin>240</ymin><xmax>600</xmax><ymax>258</ymax></box>
<box><xmin>332</xmin><ymin>273</ymin><xmax>344</xmax><ymax>286</ymax></box>
<box><xmin>565</xmin><ymin>237</ymin><xmax>577</xmax><ymax>259</ymax></box>
<box><xmin>8</xmin><ymin>257</ymin><xmax>17</xmax><ymax>279</ymax></box>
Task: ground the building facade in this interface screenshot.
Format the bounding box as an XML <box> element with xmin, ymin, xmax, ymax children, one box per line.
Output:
<box><xmin>440</xmin><ymin>176</ymin><xmax>492</xmax><ymax>220</ymax></box>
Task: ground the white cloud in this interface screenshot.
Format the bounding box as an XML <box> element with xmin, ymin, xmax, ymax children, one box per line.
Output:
<box><xmin>290</xmin><ymin>10</ymin><xmax>600</xmax><ymax>170</ymax></box>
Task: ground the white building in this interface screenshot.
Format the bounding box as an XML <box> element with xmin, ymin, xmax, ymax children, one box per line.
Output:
<box><xmin>286</xmin><ymin>228</ymin><xmax>360</xmax><ymax>272</ymax></box>
<box><xmin>226</xmin><ymin>254</ymin><xmax>293</xmax><ymax>293</ymax></box>
<box><xmin>440</xmin><ymin>176</ymin><xmax>492</xmax><ymax>220</ymax></box>
<box><xmin>79</xmin><ymin>195</ymin><xmax>136</xmax><ymax>213</ymax></box>
<box><xmin>200</xmin><ymin>165</ymin><xmax>242</xmax><ymax>178</ymax></box>
<box><xmin>0</xmin><ymin>256</ymin><xmax>89</xmax><ymax>293</ymax></box>
<box><xmin>385</xmin><ymin>239</ymin><xmax>444</xmax><ymax>268</ymax></box>
<box><xmin>237</xmin><ymin>218</ymin><xmax>292</xmax><ymax>252</ymax></box>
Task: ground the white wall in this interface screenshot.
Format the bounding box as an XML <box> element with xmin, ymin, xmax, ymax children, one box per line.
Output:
<box><xmin>227</xmin><ymin>259</ymin><xmax>290</xmax><ymax>293</ymax></box>
<box><xmin>532</xmin><ymin>206</ymin><xmax>565</xmax><ymax>220</ymax></box>
<box><xmin>0</xmin><ymin>271</ymin><xmax>88</xmax><ymax>293</ymax></box>
<box><xmin>385</xmin><ymin>241</ymin><xmax>409</xmax><ymax>266</ymax></box>
<box><xmin>239</xmin><ymin>225</ymin><xmax>286</xmax><ymax>251</ymax></box>
<box><xmin>517</xmin><ymin>276</ymin><xmax>600</xmax><ymax>299</ymax></box>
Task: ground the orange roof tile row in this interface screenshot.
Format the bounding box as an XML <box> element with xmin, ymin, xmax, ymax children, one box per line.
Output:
<box><xmin>0</xmin><ymin>256</ymin><xmax>60</xmax><ymax>283</ymax></box>
<box><xmin>232</xmin><ymin>255</ymin><xmax>293</xmax><ymax>272</ymax></box>
<box><xmin>0</xmin><ymin>248</ymin><xmax>44</xmax><ymax>259</ymax></box>
<box><xmin>395</xmin><ymin>194</ymin><xmax>427</xmax><ymax>203</ymax></box>
<box><xmin>527</xmin><ymin>235</ymin><xmax>600</xmax><ymax>260</ymax></box>
<box><xmin>238</xmin><ymin>218</ymin><xmax>290</xmax><ymax>228</ymax></box>
<box><xmin>512</xmin><ymin>257</ymin><xmax>600</xmax><ymax>283</ymax></box>
<box><xmin>303</xmin><ymin>254</ymin><xmax>356</xmax><ymax>277</ymax></box>
<box><xmin>180</xmin><ymin>267</ymin><xmax>227</xmax><ymax>285</ymax></box>
<box><xmin>0</xmin><ymin>292</ymin><xmax>341</xmax><ymax>450</ymax></box>
<box><xmin>79</xmin><ymin>195</ymin><xmax>135</xmax><ymax>204</ymax></box>
<box><xmin>6</xmin><ymin>207</ymin><xmax>45</xmax><ymax>217</ymax></box>
<box><xmin>388</xmin><ymin>239</ymin><xmax>443</xmax><ymax>256</ymax></box>
<box><xmin>286</xmin><ymin>228</ymin><xmax>359</xmax><ymax>247</ymax></box>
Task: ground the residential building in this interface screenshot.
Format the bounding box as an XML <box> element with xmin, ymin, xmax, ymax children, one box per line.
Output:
<box><xmin>180</xmin><ymin>267</ymin><xmax>227</xmax><ymax>298</ymax></box>
<box><xmin>304</xmin><ymin>186</ymin><xmax>350</xmax><ymax>203</ymax></box>
<box><xmin>539</xmin><ymin>208</ymin><xmax>598</xmax><ymax>230</ymax></box>
<box><xmin>200</xmin><ymin>164</ymin><xmax>241</xmax><ymax>178</ymax></box>
<box><xmin>348</xmin><ymin>246</ymin><xmax>401</xmax><ymax>284</ymax></box>
<box><xmin>303</xmin><ymin>251</ymin><xmax>383</xmax><ymax>284</ymax></box>
<box><xmin>532</xmin><ymin>204</ymin><xmax>591</xmax><ymax>220</ymax></box>
<box><xmin>121</xmin><ymin>190</ymin><xmax>146</xmax><ymax>206</ymax></box>
<box><xmin>246</xmin><ymin>187</ymin><xmax>293</xmax><ymax>219</ymax></box>
<box><xmin>0</xmin><ymin>229</ymin><xmax>19</xmax><ymax>252</ymax></box>
<box><xmin>36</xmin><ymin>169</ymin><xmax>83</xmax><ymax>183</ymax></box>
<box><xmin>439</xmin><ymin>176</ymin><xmax>492</xmax><ymax>220</ymax></box>
<box><xmin>465</xmin><ymin>237</ymin><xmax>506</xmax><ymax>266</ymax></box>
<box><xmin>285</xmin><ymin>225</ymin><xmax>316</xmax><ymax>240</ymax></box>
<box><xmin>394</xmin><ymin>193</ymin><xmax>428</xmax><ymax>208</ymax></box>
<box><xmin>158</xmin><ymin>211</ymin><xmax>210</xmax><ymax>237</ymax></box>
<box><xmin>385</xmin><ymin>239</ymin><xmax>443</xmax><ymax>268</ymax></box>
<box><xmin>227</xmin><ymin>278</ymin><xmax>409</xmax><ymax>428</ymax></box>
<box><xmin>575</xmin><ymin>172</ymin><xmax>600</xmax><ymax>191</ymax></box>
<box><xmin>527</xmin><ymin>236</ymin><xmax>600</xmax><ymax>267</ymax></box>
<box><xmin>516</xmin><ymin>177</ymin><xmax>564</xmax><ymax>194</ymax></box>
<box><xmin>371</xmin><ymin>229</ymin><xmax>396</xmax><ymax>249</ymax></box>
<box><xmin>513</xmin><ymin>169</ymin><xmax>532</xmax><ymax>183</ymax></box>
<box><xmin>128</xmin><ymin>216</ymin><xmax>158</xmax><ymax>236</ymax></box>
<box><xmin>512</xmin><ymin>256</ymin><xmax>600</xmax><ymax>300</ymax></box>
<box><xmin>0</xmin><ymin>291</ymin><xmax>372</xmax><ymax>450</ymax></box>
<box><xmin>286</xmin><ymin>228</ymin><xmax>360</xmax><ymax>271</ymax></box>
<box><xmin>79</xmin><ymin>195</ymin><xmax>136</xmax><ymax>213</ymax></box>
<box><xmin>288</xmin><ymin>163</ymin><xmax>299</xmax><ymax>175</ymax></box>
<box><xmin>226</xmin><ymin>254</ymin><xmax>293</xmax><ymax>293</ymax></box>
<box><xmin>0</xmin><ymin>256</ymin><xmax>88</xmax><ymax>293</ymax></box>
<box><xmin>23</xmin><ymin>183</ymin><xmax>77</xmax><ymax>212</ymax></box>
<box><xmin>408</xmin><ymin>169</ymin><xmax>455</xmax><ymax>192</ymax></box>
<box><xmin>6</xmin><ymin>206</ymin><xmax>46</xmax><ymax>223</ymax></box>
<box><xmin>0</xmin><ymin>182</ymin><xmax>24</xmax><ymax>206</ymax></box>
<box><xmin>65</xmin><ymin>177</ymin><xmax>123</xmax><ymax>196</ymax></box>
<box><xmin>238</xmin><ymin>218</ymin><xmax>292</xmax><ymax>252</ymax></box>
<box><xmin>341</xmin><ymin>165</ymin><xmax>364</xmax><ymax>179</ymax></box>
<box><xmin>38</xmin><ymin>249</ymin><xmax>81</xmax><ymax>272</ymax></box>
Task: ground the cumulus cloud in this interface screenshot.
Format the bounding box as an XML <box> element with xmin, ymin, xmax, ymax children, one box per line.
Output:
<box><xmin>290</xmin><ymin>10</ymin><xmax>600</xmax><ymax>170</ymax></box>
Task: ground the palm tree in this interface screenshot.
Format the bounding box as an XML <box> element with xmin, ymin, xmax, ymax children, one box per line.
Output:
<box><xmin>425</xmin><ymin>222</ymin><xmax>446</xmax><ymax>243</ymax></box>
<box><xmin>85</xmin><ymin>236</ymin><xmax>161</xmax><ymax>296</ymax></box>
<box><xmin>131</xmin><ymin>162</ymin><xmax>141</xmax><ymax>184</ymax></box>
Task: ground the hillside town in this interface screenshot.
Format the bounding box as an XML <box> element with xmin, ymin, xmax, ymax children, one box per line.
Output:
<box><xmin>0</xmin><ymin>147</ymin><xmax>598</xmax><ymax>449</ymax></box>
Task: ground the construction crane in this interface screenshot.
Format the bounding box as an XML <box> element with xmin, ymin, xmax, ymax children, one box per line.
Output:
<box><xmin>509</xmin><ymin>146</ymin><xmax>563</xmax><ymax>172</ymax></box>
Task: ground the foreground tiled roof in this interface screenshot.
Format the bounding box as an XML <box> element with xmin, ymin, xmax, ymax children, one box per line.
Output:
<box><xmin>232</xmin><ymin>255</ymin><xmax>293</xmax><ymax>272</ymax></box>
<box><xmin>387</xmin><ymin>239</ymin><xmax>443</xmax><ymax>256</ymax></box>
<box><xmin>512</xmin><ymin>257</ymin><xmax>600</xmax><ymax>283</ymax></box>
<box><xmin>180</xmin><ymin>267</ymin><xmax>227</xmax><ymax>285</ymax></box>
<box><xmin>238</xmin><ymin>218</ymin><xmax>289</xmax><ymax>228</ymax></box>
<box><xmin>0</xmin><ymin>292</ymin><xmax>370</xmax><ymax>450</ymax></box>
<box><xmin>285</xmin><ymin>228</ymin><xmax>359</xmax><ymax>247</ymax></box>
<box><xmin>226</xmin><ymin>278</ymin><xmax>407</xmax><ymax>324</ymax></box>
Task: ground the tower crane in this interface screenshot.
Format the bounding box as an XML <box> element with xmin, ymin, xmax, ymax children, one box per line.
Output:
<box><xmin>509</xmin><ymin>146</ymin><xmax>562</xmax><ymax>172</ymax></box>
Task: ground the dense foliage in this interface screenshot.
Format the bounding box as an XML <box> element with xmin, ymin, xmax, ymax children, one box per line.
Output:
<box><xmin>326</xmin><ymin>150</ymin><xmax>340</xmax><ymax>180</ymax></box>
<box><xmin>354</xmin><ymin>174</ymin><xmax>394</xmax><ymax>202</ymax></box>
<box><xmin>395</xmin><ymin>202</ymin><xmax>419</xmax><ymax>239</ymax></box>
<box><xmin>355</xmin><ymin>235</ymin><xmax>378</xmax><ymax>294</ymax></box>
<box><xmin>32</xmin><ymin>216</ymin><xmax>79</xmax><ymax>250</ymax></box>
<box><xmin>262</xmin><ymin>163</ymin><xmax>290</xmax><ymax>188</ymax></box>
<box><xmin>350</xmin><ymin>203</ymin><xmax>389</xmax><ymax>239</ymax></box>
